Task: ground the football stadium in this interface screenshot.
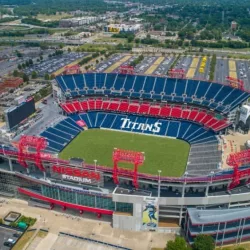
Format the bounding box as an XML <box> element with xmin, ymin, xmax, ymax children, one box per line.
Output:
<box><xmin>1</xmin><ymin>68</ymin><xmax>250</xmax><ymax>247</ymax></box>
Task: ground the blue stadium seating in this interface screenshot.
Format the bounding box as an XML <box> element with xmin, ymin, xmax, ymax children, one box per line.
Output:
<box><xmin>41</xmin><ymin>131</ymin><xmax>68</xmax><ymax>145</ymax></box>
<box><xmin>56</xmin><ymin>73</ymin><xmax>250</xmax><ymax>113</ymax></box>
<box><xmin>40</xmin><ymin>118</ymin><xmax>83</xmax><ymax>152</ymax></box>
<box><xmin>46</xmin><ymin>127</ymin><xmax>72</xmax><ymax>140</ymax></box>
<box><xmin>66</xmin><ymin>111</ymin><xmax>218</xmax><ymax>145</ymax></box>
<box><xmin>73</xmin><ymin>74</ymin><xmax>85</xmax><ymax>90</ymax></box>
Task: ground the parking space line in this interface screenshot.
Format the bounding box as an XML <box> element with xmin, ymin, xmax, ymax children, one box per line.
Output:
<box><xmin>105</xmin><ymin>55</ymin><xmax>131</xmax><ymax>73</ymax></box>
<box><xmin>144</xmin><ymin>56</ymin><xmax>165</xmax><ymax>75</ymax></box>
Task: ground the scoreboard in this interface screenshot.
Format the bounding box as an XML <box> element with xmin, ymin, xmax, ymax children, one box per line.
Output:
<box><xmin>5</xmin><ymin>97</ymin><xmax>36</xmax><ymax>130</ymax></box>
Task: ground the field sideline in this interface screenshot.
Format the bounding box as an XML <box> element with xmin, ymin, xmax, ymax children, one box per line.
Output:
<box><xmin>59</xmin><ymin>129</ymin><xmax>190</xmax><ymax>177</ymax></box>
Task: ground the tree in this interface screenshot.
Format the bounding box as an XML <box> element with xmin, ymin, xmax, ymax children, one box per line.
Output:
<box><xmin>192</xmin><ymin>235</ymin><xmax>215</xmax><ymax>250</ymax></box>
<box><xmin>23</xmin><ymin>73</ymin><xmax>29</xmax><ymax>82</ymax></box>
<box><xmin>68</xmin><ymin>47</ymin><xmax>72</xmax><ymax>53</ymax></box>
<box><xmin>1</xmin><ymin>113</ymin><xmax>5</xmax><ymax>122</ymax></box>
<box><xmin>13</xmin><ymin>70</ymin><xmax>19</xmax><ymax>77</ymax></box>
<box><xmin>16</xmin><ymin>50</ymin><xmax>22</xmax><ymax>58</ymax></box>
<box><xmin>29</xmin><ymin>59</ymin><xmax>33</xmax><ymax>65</ymax></box>
<box><xmin>135</xmin><ymin>38</ymin><xmax>140</xmax><ymax>44</ymax></box>
<box><xmin>44</xmin><ymin>73</ymin><xmax>50</xmax><ymax>80</ymax></box>
<box><xmin>31</xmin><ymin>71</ymin><xmax>37</xmax><ymax>79</ymax></box>
<box><xmin>127</xmin><ymin>35</ymin><xmax>134</xmax><ymax>43</ymax></box>
<box><xmin>96</xmin><ymin>59</ymin><xmax>99</xmax><ymax>64</ymax></box>
<box><xmin>166</xmin><ymin>236</ymin><xmax>191</xmax><ymax>250</ymax></box>
<box><xmin>18</xmin><ymin>64</ymin><xmax>22</xmax><ymax>70</ymax></box>
<box><xmin>40</xmin><ymin>55</ymin><xmax>43</xmax><ymax>61</ymax></box>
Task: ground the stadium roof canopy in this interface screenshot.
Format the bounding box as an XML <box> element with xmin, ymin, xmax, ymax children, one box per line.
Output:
<box><xmin>188</xmin><ymin>207</ymin><xmax>250</xmax><ymax>224</ymax></box>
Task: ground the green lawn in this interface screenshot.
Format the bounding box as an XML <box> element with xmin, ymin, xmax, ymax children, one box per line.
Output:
<box><xmin>78</xmin><ymin>43</ymin><xmax>115</xmax><ymax>51</ymax></box>
<box><xmin>59</xmin><ymin>129</ymin><xmax>190</xmax><ymax>177</ymax></box>
<box><xmin>217</xmin><ymin>242</ymin><xmax>250</xmax><ymax>249</ymax></box>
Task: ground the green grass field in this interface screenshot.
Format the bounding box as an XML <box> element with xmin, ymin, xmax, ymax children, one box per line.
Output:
<box><xmin>59</xmin><ymin>129</ymin><xmax>190</xmax><ymax>177</ymax></box>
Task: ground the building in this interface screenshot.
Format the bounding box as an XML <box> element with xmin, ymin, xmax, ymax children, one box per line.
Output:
<box><xmin>0</xmin><ymin>77</ymin><xmax>23</xmax><ymax>94</ymax></box>
<box><xmin>59</xmin><ymin>16</ymin><xmax>105</xmax><ymax>28</ymax></box>
<box><xmin>185</xmin><ymin>207</ymin><xmax>250</xmax><ymax>246</ymax></box>
<box><xmin>104</xmin><ymin>24</ymin><xmax>141</xmax><ymax>34</ymax></box>
<box><xmin>62</xmin><ymin>65</ymin><xmax>81</xmax><ymax>75</ymax></box>
<box><xmin>3</xmin><ymin>77</ymin><xmax>23</xmax><ymax>88</ymax></box>
<box><xmin>231</xmin><ymin>21</ymin><xmax>237</xmax><ymax>30</ymax></box>
<box><xmin>69</xmin><ymin>32</ymin><xmax>91</xmax><ymax>40</ymax></box>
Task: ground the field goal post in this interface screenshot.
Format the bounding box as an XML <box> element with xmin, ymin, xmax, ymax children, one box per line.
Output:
<box><xmin>112</xmin><ymin>148</ymin><xmax>145</xmax><ymax>189</ymax></box>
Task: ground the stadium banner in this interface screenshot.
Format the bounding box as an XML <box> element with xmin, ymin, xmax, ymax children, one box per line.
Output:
<box><xmin>76</xmin><ymin>120</ymin><xmax>86</xmax><ymax>127</ymax></box>
<box><xmin>141</xmin><ymin>197</ymin><xmax>158</xmax><ymax>230</ymax></box>
<box><xmin>239</xmin><ymin>105</ymin><xmax>250</xmax><ymax>124</ymax></box>
<box><xmin>50</xmin><ymin>165</ymin><xmax>104</xmax><ymax>187</ymax></box>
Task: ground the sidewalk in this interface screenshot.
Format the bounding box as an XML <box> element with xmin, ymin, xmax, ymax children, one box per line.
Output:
<box><xmin>0</xmin><ymin>198</ymin><xmax>174</xmax><ymax>250</ymax></box>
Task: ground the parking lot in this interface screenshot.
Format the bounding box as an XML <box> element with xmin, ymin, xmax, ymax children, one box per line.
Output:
<box><xmin>23</xmin><ymin>52</ymin><xmax>87</xmax><ymax>76</ymax></box>
<box><xmin>0</xmin><ymin>82</ymin><xmax>46</xmax><ymax>112</ymax></box>
<box><xmin>0</xmin><ymin>226</ymin><xmax>22</xmax><ymax>250</ymax></box>
<box><xmin>236</xmin><ymin>60</ymin><xmax>250</xmax><ymax>91</ymax></box>
<box><xmin>94</xmin><ymin>53</ymin><xmax>250</xmax><ymax>90</ymax></box>
<box><xmin>95</xmin><ymin>54</ymin><xmax>125</xmax><ymax>73</ymax></box>
<box><xmin>153</xmin><ymin>56</ymin><xmax>175</xmax><ymax>76</ymax></box>
<box><xmin>214</xmin><ymin>58</ymin><xmax>230</xmax><ymax>84</ymax></box>
<box><xmin>134</xmin><ymin>56</ymin><xmax>157</xmax><ymax>74</ymax></box>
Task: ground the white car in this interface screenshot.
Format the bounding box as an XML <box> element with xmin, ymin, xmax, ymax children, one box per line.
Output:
<box><xmin>7</xmin><ymin>238</ymin><xmax>16</xmax><ymax>243</ymax></box>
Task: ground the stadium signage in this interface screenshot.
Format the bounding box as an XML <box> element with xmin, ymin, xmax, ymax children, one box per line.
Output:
<box><xmin>120</xmin><ymin>118</ymin><xmax>162</xmax><ymax>133</ymax></box>
<box><xmin>62</xmin><ymin>174</ymin><xmax>93</xmax><ymax>184</ymax></box>
<box><xmin>52</xmin><ymin>165</ymin><xmax>101</xmax><ymax>181</ymax></box>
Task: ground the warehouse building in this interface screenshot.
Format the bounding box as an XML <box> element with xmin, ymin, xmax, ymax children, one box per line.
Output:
<box><xmin>59</xmin><ymin>16</ymin><xmax>106</xmax><ymax>28</ymax></box>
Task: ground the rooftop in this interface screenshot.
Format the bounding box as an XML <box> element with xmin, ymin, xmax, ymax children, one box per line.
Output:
<box><xmin>188</xmin><ymin>207</ymin><xmax>250</xmax><ymax>225</ymax></box>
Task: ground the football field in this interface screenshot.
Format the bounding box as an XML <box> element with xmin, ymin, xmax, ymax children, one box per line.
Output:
<box><xmin>59</xmin><ymin>129</ymin><xmax>190</xmax><ymax>177</ymax></box>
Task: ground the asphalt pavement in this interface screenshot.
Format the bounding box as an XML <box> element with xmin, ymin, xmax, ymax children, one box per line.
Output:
<box><xmin>0</xmin><ymin>226</ymin><xmax>22</xmax><ymax>250</ymax></box>
<box><xmin>214</xmin><ymin>58</ymin><xmax>229</xmax><ymax>84</ymax></box>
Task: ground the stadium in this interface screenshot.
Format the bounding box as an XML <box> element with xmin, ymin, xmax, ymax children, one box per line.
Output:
<box><xmin>1</xmin><ymin>68</ymin><xmax>250</xmax><ymax>247</ymax></box>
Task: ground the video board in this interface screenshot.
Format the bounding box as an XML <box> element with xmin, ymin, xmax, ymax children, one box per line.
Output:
<box><xmin>5</xmin><ymin>97</ymin><xmax>36</xmax><ymax>130</ymax></box>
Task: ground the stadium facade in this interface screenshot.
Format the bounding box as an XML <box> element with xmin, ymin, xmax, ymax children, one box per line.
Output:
<box><xmin>1</xmin><ymin>73</ymin><xmax>250</xmax><ymax>246</ymax></box>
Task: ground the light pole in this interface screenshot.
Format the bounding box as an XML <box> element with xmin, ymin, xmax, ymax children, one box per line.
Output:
<box><xmin>55</xmin><ymin>154</ymin><xmax>58</xmax><ymax>165</ymax></box>
<box><xmin>210</xmin><ymin>171</ymin><xmax>215</xmax><ymax>183</ymax></box>
<box><xmin>158</xmin><ymin>170</ymin><xmax>162</xmax><ymax>198</ymax></box>
<box><xmin>2</xmin><ymin>144</ymin><xmax>5</xmax><ymax>156</ymax></box>
<box><xmin>184</xmin><ymin>171</ymin><xmax>188</xmax><ymax>184</ymax></box>
<box><xmin>182</xmin><ymin>171</ymin><xmax>188</xmax><ymax>197</ymax></box>
<box><xmin>94</xmin><ymin>159</ymin><xmax>97</xmax><ymax>172</ymax></box>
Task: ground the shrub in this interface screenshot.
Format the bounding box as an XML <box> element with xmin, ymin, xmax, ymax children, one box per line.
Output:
<box><xmin>193</xmin><ymin>235</ymin><xmax>215</xmax><ymax>250</ymax></box>
<box><xmin>17</xmin><ymin>216</ymin><xmax>37</xmax><ymax>226</ymax></box>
